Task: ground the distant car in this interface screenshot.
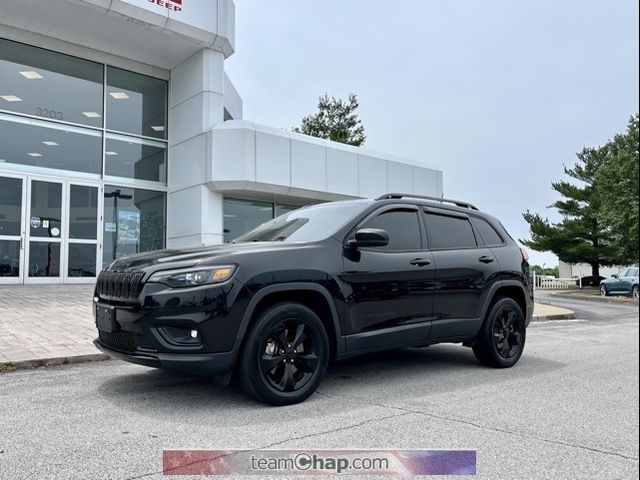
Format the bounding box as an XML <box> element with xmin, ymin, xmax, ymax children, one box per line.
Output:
<box><xmin>600</xmin><ymin>267</ymin><xmax>639</xmax><ymax>299</ymax></box>
<box><xmin>578</xmin><ymin>275</ymin><xmax>605</xmax><ymax>288</ymax></box>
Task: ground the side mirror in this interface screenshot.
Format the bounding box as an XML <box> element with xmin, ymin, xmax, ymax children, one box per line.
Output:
<box><xmin>347</xmin><ymin>228</ymin><xmax>389</xmax><ymax>248</ymax></box>
<box><xmin>611</xmin><ymin>274</ymin><xmax>618</xmax><ymax>278</ymax></box>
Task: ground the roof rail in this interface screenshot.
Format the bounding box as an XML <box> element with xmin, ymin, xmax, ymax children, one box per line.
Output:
<box><xmin>375</xmin><ymin>193</ymin><xmax>479</xmax><ymax>211</ymax></box>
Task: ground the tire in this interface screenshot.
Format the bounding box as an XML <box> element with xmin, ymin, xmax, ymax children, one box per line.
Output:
<box><xmin>600</xmin><ymin>285</ymin><xmax>609</xmax><ymax>297</ymax></box>
<box><xmin>473</xmin><ymin>297</ymin><xmax>526</xmax><ymax>368</ymax></box>
<box><xmin>633</xmin><ymin>285</ymin><xmax>639</xmax><ymax>300</ymax></box>
<box><xmin>239</xmin><ymin>302</ymin><xmax>329</xmax><ymax>406</ymax></box>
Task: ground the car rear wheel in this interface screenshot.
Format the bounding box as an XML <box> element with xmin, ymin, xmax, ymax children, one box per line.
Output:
<box><xmin>473</xmin><ymin>297</ymin><xmax>526</xmax><ymax>368</ymax></box>
<box><xmin>600</xmin><ymin>285</ymin><xmax>609</xmax><ymax>297</ymax></box>
<box><xmin>239</xmin><ymin>303</ymin><xmax>329</xmax><ymax>406</ymax></box>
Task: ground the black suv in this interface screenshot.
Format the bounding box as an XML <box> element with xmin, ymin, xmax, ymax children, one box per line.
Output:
<box><xmin>94</xmin><ymin>193</ymin><xmax>533</xmax><ymax>405</ymax></box>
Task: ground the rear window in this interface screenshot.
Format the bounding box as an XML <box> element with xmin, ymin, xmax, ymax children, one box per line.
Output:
<box><xmin>424</xmin><ymin>212</ymin><xmax>477</xmax><ymax>249</ymax></box>
<box><xmin>470</xmin><ymin>217</ymin><xmax>504</xmax><ymax>246</ymax></box>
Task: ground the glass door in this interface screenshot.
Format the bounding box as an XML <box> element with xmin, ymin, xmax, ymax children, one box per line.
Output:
<box><xmin>0</xmin><ymin>174</ymin><xmax>26</xmax><ymax>284</ymax></box>
<box><xmin>64</xmin><ymin>182</ymin><xmax>101</xmax><ymax>283</ymax></box>
<box><xmin>24</xmin><ymin>178</ymin><xmax>64</xmax><ymax>283</ymax></box>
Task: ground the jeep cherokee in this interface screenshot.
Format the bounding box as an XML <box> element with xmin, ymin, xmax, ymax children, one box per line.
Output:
<box><xmin>93</xmin><ymin>193</ymin><xmax>533</xmax><ymax>405</ymax></box>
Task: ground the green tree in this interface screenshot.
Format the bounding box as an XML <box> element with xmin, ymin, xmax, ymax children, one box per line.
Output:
<box><xmin>595</xmin><ymin>115</ymin><xmax>639</xmax><ymax>264</ymax></box>
<box><xmin>522</xmin><ymin>144</ymin><xmax>619</xmax><ymax>278</ymax></box>
<box><xmin>294</xmin><ymin>93</ymin><xmax>366</xmax><ymax>146</ymax></box>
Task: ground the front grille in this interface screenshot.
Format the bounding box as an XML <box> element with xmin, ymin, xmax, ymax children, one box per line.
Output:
<box><xmin>99</xmin><ymin>330</ymin><xmax>135</xmax><ymax>352</ymax></box>
<box><xmin>99</xmin><ymin>330</ymin><xmax>155</xmax><ymax>352</ymax></box>
<box><xmin>96</xmin><ymin>270</ymin><xmax>145</xmax><ymax>301</ymax></box>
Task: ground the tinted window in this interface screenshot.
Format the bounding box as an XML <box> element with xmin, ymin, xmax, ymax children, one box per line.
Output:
<box><xmin>424</xmin><ymin>213</ymin><xmax>477</xmax><ymax>249</ymax></box>
<box><xmin>106</xmin><ymin>67</ymin><xmax>167</xmax><ymax>139</ymax></box>
<box><xmin>471</xmin><ymin>217</ymin><xmax>504</xmax><ymax>246</ymax></box>
<box><xmin>363</xmin><ymin>209</ymin><xmax>421</xmax><ymax>251</ymax></box>
<box><xmin>0</xmin><ymin>38</ymin><xmax>104</xmax><ymax>127</ymax></box>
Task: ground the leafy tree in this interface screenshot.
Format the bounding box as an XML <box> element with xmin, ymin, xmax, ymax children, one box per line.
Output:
<box><xmin>294</xmin><ymin>93</ymin><xmax>366</xmax><ymax>146</ymax></box>
<box><xmin>522</xmin><ymin>144</ymin><xmax>619</xmax><ymax>278</ymax></box>
<box><xmin>530</xmin><ymin>265</ymin><xmax>559</xmax><ymax>277</ymax></box>
<box><xmin>595</xmin><ymin>115</ymin><xmax>639</xmax><ymax>264</ymax></box>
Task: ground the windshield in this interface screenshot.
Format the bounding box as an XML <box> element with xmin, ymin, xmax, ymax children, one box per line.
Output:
<box><xmin>232</xmin><ymin>201</ymin><xmax>370</xmax><ymax>244</ymax></box>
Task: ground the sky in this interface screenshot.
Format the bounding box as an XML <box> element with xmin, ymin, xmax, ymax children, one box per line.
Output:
<box><xmin>225</xmin><ymin>0</ymin><xmax>640</xmax><ymax>268</ymax></box>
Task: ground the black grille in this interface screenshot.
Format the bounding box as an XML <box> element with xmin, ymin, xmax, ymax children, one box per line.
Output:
<box><xmin>96</xmin><ymin>270</ymin><xmax>145</xmax><ymax>301</ymax></box>
<box><xmin>99</xmin><ymin>330</ymin><xmax>155</xmax><ymax>352</ymax></box>
<box><xmin>99</xmin><ymin>330</ymin><xmax>135</xmax><ymax>352</ymax></box>
<box><xmin>135</xmin><ymin>333</ymin><xmax>156</xmax><ymax>351</ymax></box>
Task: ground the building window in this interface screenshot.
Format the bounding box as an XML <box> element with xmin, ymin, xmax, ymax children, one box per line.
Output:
<box><xmin>0</xmin><ymin>114</ymin><xmax>102</xmax><ymax>175</ymax></box>
<box><xmin>106</xmin><ymin>66</ymin><xmax>167</xmax><ymax>139</ymax></box>
<box><xmin>223</xmin><ymin>198</ymin><xmax>309</xmax><ymax>243</ymax></box>
<box><xmin>103</xmin><ymin>186</ymin><xmax>166</xmax><ymax>268</ymax></box>
<box><xmin>104</xmin><ymin>132</ymin><xmax>166</xmax><ymax>183</ymax></box>
<box><xmin>0</xmin><ymin>38</ymin><xmax>104</xmax><ymax>127</ymax></box>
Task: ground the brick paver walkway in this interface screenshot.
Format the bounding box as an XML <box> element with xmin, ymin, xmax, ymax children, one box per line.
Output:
<box><xmin>0</xmin><ymin>285</ymin><xmax>98</xmax><ymax>365</ymax></box>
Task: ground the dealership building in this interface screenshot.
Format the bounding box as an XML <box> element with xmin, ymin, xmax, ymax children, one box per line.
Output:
<box><xmin>0</xmin><ymin>0</ymin><xmax>443</xmax><ymax>285</ymax></box>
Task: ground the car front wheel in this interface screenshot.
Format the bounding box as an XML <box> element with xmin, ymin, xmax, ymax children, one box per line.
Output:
<box><xmin>633</xmin><ymin>285</ymin><xmax>639</xmax><ymax>300</ymax></box>
<box><xmin>239</xmin><ymin>302</ymin><xmax>329</xmax><ymax>406</ymax></box>
<box><xmin>473</xmin><ymin>297</ymin><xmax>526</xmax><ymax>368</ymax></box>
<box><xmin>600</xmin><ymin>285</ymin><xmax>609</xmax><ymax>297</ymax></box>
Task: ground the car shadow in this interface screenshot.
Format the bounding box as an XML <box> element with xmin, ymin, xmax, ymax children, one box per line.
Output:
<box><xmin>96</xmin><ymin>344</ymin><xmax>565</xmax><ymax>426</ymax></box>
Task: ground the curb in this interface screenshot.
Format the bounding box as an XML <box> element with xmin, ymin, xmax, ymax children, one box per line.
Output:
<box><xmin>0</xmin><ymin>353</ymin><xmax>111</xmax><ymax>372</ymax></box>
<box><xmin>531</xmin><ymin>312</ymin><xmax>577</xmax><ymax>322</ymax></box>
<box><xmin>549</xmin><ymin>291</ymin><xmax>639</xmax><ymax>305</ymax></box>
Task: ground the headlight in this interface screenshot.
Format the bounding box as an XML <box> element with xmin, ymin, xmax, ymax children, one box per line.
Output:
<box><xmin>148</xmin><ymin>265</ymin><xmax>236</xmax><ymax>288</ymax></box>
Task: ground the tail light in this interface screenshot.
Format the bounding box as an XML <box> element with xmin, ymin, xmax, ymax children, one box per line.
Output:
<box><xmin>520</xmin><ymin>248</ymin><xmax>529</xmax><ymax>262</ymax></box>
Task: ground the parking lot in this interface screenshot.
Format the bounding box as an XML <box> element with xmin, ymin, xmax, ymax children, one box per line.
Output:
<box><xmin>0</xmin><ymin>293</ymin><xmax>638</xmax><ymax>480</ymax></box>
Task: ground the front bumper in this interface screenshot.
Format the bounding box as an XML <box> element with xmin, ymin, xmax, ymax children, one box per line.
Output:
<box><xmin>93</xmin><ymin>339</ymin><xmax>234</xmax><ymax>376</ymax></box>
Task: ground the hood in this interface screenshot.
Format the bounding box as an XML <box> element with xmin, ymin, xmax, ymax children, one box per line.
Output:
<box><xmin>107</xmin><ymin>242</ymin><xmax>305</xmax><ymax>271</ymax></box>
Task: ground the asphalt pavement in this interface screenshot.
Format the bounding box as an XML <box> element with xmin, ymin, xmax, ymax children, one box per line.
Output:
<box><xmin>0</xmin><ymin>294</ymin><xmax>638</xmax><ymax>480</ymax></box>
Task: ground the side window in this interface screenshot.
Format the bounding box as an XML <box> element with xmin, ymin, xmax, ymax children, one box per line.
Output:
<box><xmin>362</xmin><ymin>209</ymin><xmax>421</xmax><ymax>251</ymax></box>
<box><xmin>424</xmin><ymin>212</ymin><xmax>477</xmax><ymax>249</ymax></box>
<box><xmin>470</xmin><ymin>217</ymin><xmax>504</xmax><ymax>246</ymax></box>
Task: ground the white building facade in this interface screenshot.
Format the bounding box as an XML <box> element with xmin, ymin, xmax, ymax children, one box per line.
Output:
<box><xmin>0</xmin><ymin>0</ymin><xmax>443</xmax><ymax>284</ymax></box>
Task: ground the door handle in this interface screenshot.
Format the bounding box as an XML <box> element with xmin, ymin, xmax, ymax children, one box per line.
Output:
<box><xmin>410</xmin><ymin>258</ymin><xmax>431</xmax><ymax>266</ymax></box>
<box><xmin>478</xmin><ymin>255</ymin><xmax>495</xmax><ymax>264</ymax></box>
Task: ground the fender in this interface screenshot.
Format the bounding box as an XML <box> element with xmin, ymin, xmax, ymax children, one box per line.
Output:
<box><xmin>476</xmin><ymin>279</ymin><xmax>533</xmax><ymax>334</ymax></box>
<box><xmin>228</xmin><ymin>282</ymin><xmax>347</xmax><ymax>368</ymax></box>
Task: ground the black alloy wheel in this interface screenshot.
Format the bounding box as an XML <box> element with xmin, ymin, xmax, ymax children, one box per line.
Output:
<box><xmin>261</xmin><ymin>320</ymin><xmax>319</xmax><ymax>392</ymax></box>
<box><xmin>239</xmin><ymin>303</ymin><xmax>329</xmax><ymax>405</ymax></box>
<box><xmin>473</xmin><ymin>297</ymin><xmax>526</xmax><ymax>368</ymax></box>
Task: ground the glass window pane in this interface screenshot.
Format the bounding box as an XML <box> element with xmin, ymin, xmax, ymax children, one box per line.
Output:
<box><xmin>0</xmin><ymin>115</ymin><xmax>102</xmax><ymax>175</ymax></box>
<box><xmin>69</xmin><ymin>185</ymin><xmax>98</xmax><ymax>240</ymax></box>
<box><xmin>470</xmin><ymin>217</ymin><xmax>503</xmax><ymax>246</ymax></box>
<box><xmin>103</xmin><ymin>186</ymin><xmax>166</xmax><ymax>268</ymax></box>
<box><xmin>363</xmin><ymin>209</ymin><xmax>421</xmax><ymax>251</ymax></box>
<box><xmin>0</xmin><ymin>240</ymin><xmax>20</xmax><ymax>277</ymax></box>
<box><xmin>68</xmin><ymin>243</ymin><xmax>97</xmax><ymax>277</ymax></box>
<box><xmin>424</xmin><ymin>213</ymin><xmax>477</xmax><ymax>249</ymax></box>
<box><xmin>0</xmin><ymin>176</ymin><xmax>23</xmax><ymax>236</ymax></box>
<box><xmin>275</xmin><ymin>204</ymin><xmax>301</xmax><ymax>217</ymax></box>
<box><xmin>0</xmin><ymin>38</ymin><xmax>103</xmax><ymax>127</ymax></box>
<box><xmin>105</xmin><ymin>133</ymin><xmax>166</xmax><ymax>183</ymax></box>
<box><xmin>29</xmin><ymin>242</ymin><xmax>60</xmax><ymax>277</ymax></box>
<box><xmin>223</xmin><ymin>199</ymin><xmax>274</xmax><ymax>243</ymax></box>
<box><xmin>30</xmin><ymin>181</ymin><xmax>62</xmax><ymax>238</ymax></box>
<box><xmin>106</xmin><ymin>67</ymin><xmax>167</xmax><ymax>139</ymax></box>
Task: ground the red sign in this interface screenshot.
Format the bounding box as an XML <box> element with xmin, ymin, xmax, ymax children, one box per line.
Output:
<box><xmin>148</xmin><ymin>0</ymin><xmax>183</xmax><ymax>12</ymax></box>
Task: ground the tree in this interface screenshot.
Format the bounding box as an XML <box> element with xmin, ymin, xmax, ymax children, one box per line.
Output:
<box><xmin>595</xmin><ymin>115</ymin><xmax>639</xmax><ymax>264</ymax></box>
<box><xmin>293</xmin><ymin>93</ymin><xmax>366</xmax><ymax>146</ymax></box>
<box><xmin>522</xmin><ymin>144</ymin><xmax>619</xmax><ymax>278</ymax></box>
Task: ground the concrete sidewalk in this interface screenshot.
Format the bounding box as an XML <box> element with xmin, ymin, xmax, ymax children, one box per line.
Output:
<box><xmin>0</xmin><ymin>285</ymin><xmax>574</xmax><ymax>369</ymax></box>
